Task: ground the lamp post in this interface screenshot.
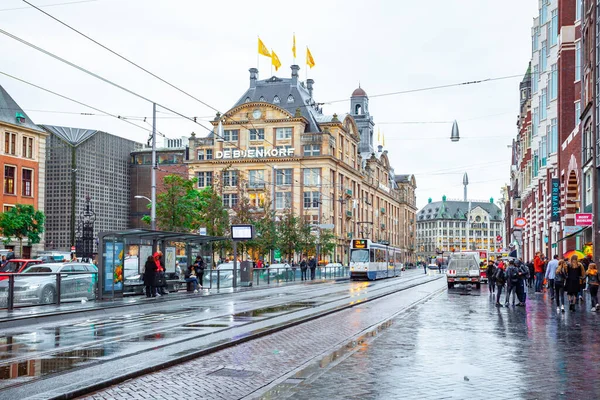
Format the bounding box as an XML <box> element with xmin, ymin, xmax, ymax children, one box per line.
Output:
<box><xmin>134</xmin><ymin>195</ymin><xmax>155</xmax><ymax>230</ymax></box>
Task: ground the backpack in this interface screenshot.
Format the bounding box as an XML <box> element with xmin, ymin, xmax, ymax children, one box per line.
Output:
<box><xmin>495</xmin><ymin>268</ymin><xmax>505</xmax><ymax>284</ymax></box>
<box><xmin>508</xmin><ymin>267</ymin><xmax>519</xmax><ymax>284</ymax></box>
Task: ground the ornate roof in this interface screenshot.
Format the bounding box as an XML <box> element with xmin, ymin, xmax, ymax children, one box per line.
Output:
<box><xmin>417</xmin><ymin>199</ymin><xmax>502</xmax><ymax>222</ymax></box>
<box><xmin>351</xmin><ymin>87</ymin><xmax>367</xmax><ymax>97</ymax></box>
<box><xmin>41</xmin><ymin>125</ymin><xmax>98</xmax><ymax>146</ymax></box>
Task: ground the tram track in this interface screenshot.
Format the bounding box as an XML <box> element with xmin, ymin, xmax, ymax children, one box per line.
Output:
<box><xmin>0</xmin><ymin>272</ymin><xmax>443</xmax><ymax>400</ymax></box>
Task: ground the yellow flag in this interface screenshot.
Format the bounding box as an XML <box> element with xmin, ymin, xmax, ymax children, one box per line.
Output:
<box><xmin>377</xmin><ymin>128</ymin><xmax>381</xmax><ymax>143</ymax></box>
<box><xmin>292</xmin><ymin>34</ymin><xmax>296</xmax><ymax>58</ymax></box>
<box><xmin>382</xmin><ymin>132</ymin><xmax>385</xmax><ymax>147</ymax></box>
<box><xmin>271</xmin><ymin>49</ymin><xmax>281</xmax><ymax>71</ymax></box>
<box><xmin>306</xmin><ymin>47</ymin><xmax>315</xmax><ymax>68</ymax></box>
<box><xmin>258</xmin><ymin>38</ymin><xmax>270</xmax><ymax>57</ymax></box>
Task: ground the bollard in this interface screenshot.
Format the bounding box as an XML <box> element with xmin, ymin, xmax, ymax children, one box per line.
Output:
<box><xmin>7</xmin><ymin>274</ymin><xmax>15</xmax><ymax>311</ymax></box>
<box><xmin>209</xmin><ymin>269</ymin><xmax>213</xmax><ymax>289</ymax></box>
<box><xmin>217</xmin><ymin>270</ymin><xmax>220</xmax><ymax>290</ymax></box>
<box><xmin>56</xmin><ymin>273</ymin><xmax>62</xmax><ymax>306</ymax></box>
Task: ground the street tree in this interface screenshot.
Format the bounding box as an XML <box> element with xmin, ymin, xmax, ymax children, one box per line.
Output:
<box><xmin>276</xmin><ymin>207</ymin><xmax>301</xmax><ymax>263</ymax></box>
<box><xmin>197</xmin><ymin>185</ymin><xmax>229</xmax><ymax>262</ymax></box>
<box><xmin>0</xmin><ymin>204</ymin><xmax>45</xmax><ymax>257</ymax></box>
<box><xmin>296</xmin><ymin>216</ymin><xmax>315</xmax><ymax>257</ymax></box>
<box><xmin>317</xmin><ymin>229</ymin><xmax>337</xmax><ymax>262</ymax></box>
<box><xmin>143</xmin><ymin>175</ymin><xmax>200</xmax><ymax>232</ymax></box>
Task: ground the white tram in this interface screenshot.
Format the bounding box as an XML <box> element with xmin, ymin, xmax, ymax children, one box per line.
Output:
<box><xmin>349</xmin><ymin>239</ymin><xmax>403</xmax><ymax>280</ymax></box>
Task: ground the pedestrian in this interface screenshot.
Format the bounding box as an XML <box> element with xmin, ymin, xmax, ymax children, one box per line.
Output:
<box><xmin>533</xmin><ymin>252</ymin><xmax>544</xmax><ymax>293</ymax></box>
<box><xmin>586</xmin><ymin>263</ymin><xmax>600</xmax><ymax>311</ymax></box>
<box><xmin>423</xmin><ymin>261</ymin><xmax>427</xmax><ymax>275</ymax></box>
<box><xmin>505</xmin><ymin>260</ymin><xmax>520</xmax><ymax>306</ymax></box>
<box><xmin>194</xmin><ymin>255</ymin><xmax>205</xmax><ymax>288</ymax></box>
<box><xmin>184</xmin><ymin>263</ymin><xmax>200</xmax><ymax>293</ymax></box>
<box><xmin>486</xmin><ymin>260</ymin><xmax>496</xmax><ymax>294</ymax></box>
<box><xmin>154</xmin><ymin>251</ymin><xmax>167</xmax><ymax>296</ymax></box>
<box><xmin>515</xmin><ymin>259</ymin><xmax>528</xmax><ymax>306</ymax></box>
<box><xmin>579</xmin><ymin>255</ymin><xmax>592</xmax><ymax>302</ymax></box>
<box><xmin>494</xmin><ymin>262</ymin><xmax>506</xmax><ymax>307</ymax></box>
<box><xmin>545</xmin><ymin>255</ymin><xmax>559</xmax><ymax>301</ymax></box>
<box><xmin>309</xmin><ymin>256</ymin><xmax>317</xmax><ymax>280</ymax></box>
<box><xmin>566</xmin><ymin>255</ymin><xmax>586</xmax><ymax>311</ymax></box>
<box><xmin>554</xmin><ymin>260</ymin><xmax>567</xmax><ymax>312</ymax></box>
<box><xmin>300</xmin><ymin>257</ymin><xmax>308</xmax><ymax>281</ymax></box>
<box><xmin>527</xmin><ymin>260</ymin><xmax>535</xmax><ymax>288</ymax></box>
<box><xmin>0</xmin><ymin>255</ymin><xmax>6</xmax><ymax>267</ymax></box>
<box><xmin>143</xmin><ymin>256</ymin><xmax>157</xmax><ymax>298</ymax></box>
<box><xmin>438</xmin><ymin>260</ymin><xmax>442</xmax><ymax>274</ymax></box>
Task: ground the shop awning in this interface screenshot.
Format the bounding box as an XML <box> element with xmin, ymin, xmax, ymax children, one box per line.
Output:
<box><xmin>98</xmin><ymin>228</ymin><xmax>227</xmax><ymax>244</ymax></box>
<box><xmin>555</xmin><ymin>226</ymin><xmax>591</xmax><ymax>244</ymax></box>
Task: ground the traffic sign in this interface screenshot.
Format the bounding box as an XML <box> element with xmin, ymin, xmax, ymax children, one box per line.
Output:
<box><xmin>70</xmin><ymin>246</ymin><xmax>76</xmax><ymax>251</ymax></box>
<box><xmin>317</xmin><ymin>223</ymin><xmax>335</xmax><ymax>229</ymax></box>
<box><xmin>496</xmin><ymin>235</ymin><xmax>502</xmax><ymax>243</ymax></box>
<box><xmin>514</xmin><ymin>217</ymin><xmax>527</xmax><ymax>228</ymax></box>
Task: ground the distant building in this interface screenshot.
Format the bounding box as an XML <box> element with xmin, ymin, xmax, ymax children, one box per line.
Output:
<box><xmin>43</xmin><ymin>125</ymin><xmax>142</xmax><ymax>251</ymax></box>
<box><xmin>0</xmin><ymin>85</ymin><xmax>48</xmax><ymax>257</ymax></box>
<box><xmin>416</xmin><ymin>196</ymin><xmax>503</xmax><ymax>261</ymax></box>
<box><xmin>129</xmin><ymin>146</ymin><xmax>188</xmax><ymax>228</ymax></box>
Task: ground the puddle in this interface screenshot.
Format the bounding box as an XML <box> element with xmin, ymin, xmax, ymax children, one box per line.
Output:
<box><xmin>183</xmin><ymin>323</ymin><xmax>230</xmax><ymax>328</ymax></box>
<box><xmin>232</xmin><ymin>302</ymin><xmax>317</xmax><ymax>318</ymax></box>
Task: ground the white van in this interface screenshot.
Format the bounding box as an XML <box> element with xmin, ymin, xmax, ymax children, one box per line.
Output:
<box><xmin>446</xmin><ymin>252</ymin><xmax>481</xmax><ymax>289</ymax></box>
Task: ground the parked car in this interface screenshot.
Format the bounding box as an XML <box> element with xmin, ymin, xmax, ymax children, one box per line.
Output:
<box><xmin>0</xmin><ymin>262</ymin><xmax>97</xmax><ymax>306</ymax></box>
<box><xmin>36</xmin><ymin>252</ymin><xmax>71</xmax><ymax>263</ymax></box>
<box><xmin>0</xmin><ymin>259</ymin><xmax>44</xmax><ymax>281</ymax></box>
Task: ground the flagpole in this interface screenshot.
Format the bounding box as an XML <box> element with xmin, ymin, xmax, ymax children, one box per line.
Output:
<box><xmin>257</xmin><ymin>35</ymin><xmax>259</xmax><ymax>75</ymax></box>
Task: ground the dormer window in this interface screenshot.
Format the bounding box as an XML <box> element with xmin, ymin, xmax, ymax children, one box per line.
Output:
<box><xmin>245</xmin><ymin>97</ymin><xmax>251</xmax><ymax>103</ymax></box>
<box><xmin>287</xmin><ymin>95</ymin><xmax>294</xmax><ymax>103</ymax></box>
<box><xmin>259</xmin><ymin>96</ymin><xmax>265</xmax><ymax>101</ymax></box>
<box><xmin>15</xmin><ymin>112</ymin><xmax>25</xmax><ymax>124</ymax></box>
<box><xmin>273</xmin><ymin>95</ymin><xmax>280</xmax><ymax>104</ymax></box>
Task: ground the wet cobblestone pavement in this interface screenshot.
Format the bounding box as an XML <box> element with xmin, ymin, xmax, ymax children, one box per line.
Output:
<box><xmin>280</xmin><ymin>287</ymin><xmax>600</xmax><ymax>400</ymax></box>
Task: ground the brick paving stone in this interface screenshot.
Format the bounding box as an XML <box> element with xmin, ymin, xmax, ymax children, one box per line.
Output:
<box><xmin>81</xmin><ymin>278</ymin><xmax>445</xmax><ymax>400</ymax></box>
<box><xmin>281</xmin><ymin>288</ymin><xmax>600</xmax><ymax>400</ymax></box>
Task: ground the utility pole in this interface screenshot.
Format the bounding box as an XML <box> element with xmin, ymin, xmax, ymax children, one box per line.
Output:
<box><xmin>151</xmin><ymin>103</ymin><xmax>157</xmax><ymax>231</ymax></box>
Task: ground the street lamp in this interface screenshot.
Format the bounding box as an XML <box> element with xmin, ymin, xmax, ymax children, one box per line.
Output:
<box><xmin>450</xmin><ymin>120</ymin><xmax>460</xmax><ymax>142</ymax></box>
<box><xmin>134</xmin><ymin>195</ymin><xmax>155</xmax><ymax>230</ymax></box>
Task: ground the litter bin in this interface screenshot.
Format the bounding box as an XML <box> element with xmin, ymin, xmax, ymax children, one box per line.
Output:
<box><xmin>240</xmin><ymin>261</ymin><xmax>253</xmax><ymax>287</ymax></box>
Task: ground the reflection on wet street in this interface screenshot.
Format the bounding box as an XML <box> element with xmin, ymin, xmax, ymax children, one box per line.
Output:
<box><xmin>284</xmin><ymin>287</ymin><xmax>600</xmax><ymax>400</ymax></box>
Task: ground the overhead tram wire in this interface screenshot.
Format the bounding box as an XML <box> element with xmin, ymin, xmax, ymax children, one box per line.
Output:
<box><xmin>0</xmin><ymin>0</ymin><xmax>98</xmax><ymax>12</ymax></box>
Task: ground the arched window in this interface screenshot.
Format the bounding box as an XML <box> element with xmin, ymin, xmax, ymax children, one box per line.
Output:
<box><xmin>355</xmin><ymin>104</ymin><xmax>362</xmax><ymax>115</ymax></box>
<box><xmin>273</xmin><ymin>95</ymin><xmax>280</xmax><ymax>103</ymax></box>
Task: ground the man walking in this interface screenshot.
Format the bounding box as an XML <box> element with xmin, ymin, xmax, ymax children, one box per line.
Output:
<box><xmin>545</xmin><ymin>255</ymin><xmax>559</xmax><ymax>301</ymax></box>
<box><xmin>534</xmin><ymin>252</ymin><xmax>544</xmax><ymax>293</ymax></box>
<box><xmin>505</xmin><ymin>260</ymin><xmax>520</xmax><ymax>306</ymax></box>
<box><xmin>300</xmin><ymin>257</ymin><xmax>308</xmax><ymax>281</ymax></box>
<box><xmin>486</xmin><ymin>260</ymin><xmax>496</xmax><ymax>294</ymax></box>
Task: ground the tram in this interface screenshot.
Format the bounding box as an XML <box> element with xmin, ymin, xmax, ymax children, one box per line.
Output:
<box><xmin>349</xmin><ymin>239</ymin><xmax>403</xmax><ymax>280</ymax></box>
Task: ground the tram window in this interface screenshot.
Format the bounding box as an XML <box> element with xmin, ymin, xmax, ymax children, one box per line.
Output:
<box><xmin>350</xmin><ymin>249</ymin><xmax>369</xmax><ymax>263</ymax></box>
<box><xmin>370</xmin><ymin>250</ymin><xmax>375</xmax><ymax>262</ymax></box>
<box><xmin>375</xmin><ymin>249</ymin><xmax>386</xmax><ymax>262</ymax></box>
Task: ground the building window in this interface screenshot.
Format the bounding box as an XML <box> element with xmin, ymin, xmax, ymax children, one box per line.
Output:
<box><xmin>22</xmin><ymin>168</ymin><xmax>32</xmax><ymax>197</ymax></box>
<box><xmin>540</xmin><ymin>2</ymin><xmax>547</xmax><ymax>25</ymax></box>
<box><xmin>222</xmin><ymin>170</ymin><xmax>238</xmax><ymax>187</ymax></box>
<box><xmin>223</xmin><ymin>129</ymin><xmax>239</xmax><ymax>142</ymax></box>
<box><xmin>532</xmin><ymin>65</ymin><xmax>539</xmax><ymax>93</ymax></box>
<box><xmin>276</xmin><ymin>169</ymin><xmax>292</xmax><ymax>185</ymax></box>
<box><xmin>4</xmin><ymin>165</ymin><xmax>15</xmax><ymax>194</ymax></box>
<box><xmin>550</xmin><ymin>64</ymin><xmax>557</xmax><ymax>100</ymax></box>
<box><xmin>248</xmin><ymin>170</ymin><xmax>264</xmax><ymax>188</ymax></box>
<box><xmin>197</xmin><ymin>171</ymin><xmax>213</xmax><ymax>187</ymax></box>
<box><xmin>223</xmin><ymin>193</ymin><xmax>238</xmax><ymax>208</ymax></box>
<box><xmin>206</xmin><ymin>149</ymin><xmax>213</xmax><ymax>160</ymax></box>
<box><xmin>575</xmin><ymin>41</ymin><xmax>581</xmax><ymax>81</ymax></box>
<box><xmin>303</xmin><ymin>168</ymin><xmax>320</xmax><ymax>186</ymax></box>
<box><xmin>249</xmin><ymin>146</ymin><xmax>264</xmax><ymax>155</ymax></box>
<box><xmin>585</xmin><ymin>170</ymin><xmax>592</xmax><ymax>206</ymax></box>
<box><xmin>532</xmin><ymin>27</ymin><xmax>539</xmax><ymax>52</ymax></box>
<box><xmin>273</xmin><ymin>96</ymin><xmax>280</xmax><ymax>104</ymax></box>
<box><xmin>575</xmin><ymin>101</ymin><xmax>581</xmax><ymax>128</ymax></box>
<box><xmin>275</xmin><ymin>192</ymin><xmax>291</xmax><ymax>209</ymax></box>
<box><xmin>303</xmin><ymin>144</ymin><xmax>321</xmax><ymax>156</ymax></box>
<box><xmin>540</xmin><ymin>40</ymin><xmax>547</xmax><ymax>72</ymax></box>
<box><xmin>287</xmin><ymin>95</ymin><xmax>294</xmax><ymax>103</ymax></box>
<box><xmin>550</xmin><ymin>10</ymin><xmax>558</xmax><ymax>46</ymax></box>
<box><xmin>197</xmin><ymin>150</ymin><xmax>205</xmax><ymax>160</ymax></box>
<box><xmin>4</xmin><ymin>132</ymin><xmax>16</xmax><ymax>155</ymax></box>
<box><xmin>275</xmin><ymin>145</ymin><xmax>293</xmax><ymax>153</ymax></box>
<box><xmin>540</xmin><ymin>89</ymin><xmax>547</xmax><ymax>119</ymax></box>
<box><xmin>533</xmin><ymin>108</ymin><xmax>539</xmax><ymax>136</ymax></box>
<box><xmin>576</xmin><ymin>0</ymin><xmax>582</xmax><ymax>21</ymax></box>
<box><xmin>3</xmin><ymin>205</ymin><xmax>14</xmax><ymax>212</ymax></box>
<box><xmin>22</xmin><ymin>136</ymin><xmax>34</xmax><ymax>158</ymax></box>
<box><xmin>275</xmin><ymin>127</ymin><xmax>292</xmax><ymax>140</ymax></box>
<box><xmin>540</xmin><ymin>135</ymin><xmax>547</xmax><ymax>167</ymax></box>
<box><xmin>249</xmin><ymin>129</ymin><xmax>264</xmax><ymax>141</ymax></box>
<box><xmin>549</xmin><ymin>118</ymin><xmax>558</xmax><ymax>154</ymax></box>
<box><xmin>303</xmin><ymin>191</ymin><xmax>320</xmax><ymax>208</ymax></box>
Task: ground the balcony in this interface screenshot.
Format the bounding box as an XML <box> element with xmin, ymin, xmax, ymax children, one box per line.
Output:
<box><xmin>301</xmin><ymin>133</ymin><xmax>324</xmax><ymax>144</ymax></box>
<box><xmin>345</xmin><ymin>188</ymin><xmax>352</xmax><ymax>198</ymax></box>
<box><xmin>345</xmin><ymin>210</ymin><xmax>353</xmax><ymax>219</ymax></box>
<box><xmin>347</xmin><ymin>232</ymin><xmax>353</xmax><ymax>239</ymax></box>
<box><xmin>381</xmin><ymin>223</ymin><xmax>386</xmax><ymax>230</ymax></box>
<box><xmin>380</xmin><ymin>207</ymin><xmax>386</xmax><ymax>214</ymax></box>
<box><xmin>247</xmin><ymin>182</ymin><xmax>265</xmax><ymax>190</ymax></box>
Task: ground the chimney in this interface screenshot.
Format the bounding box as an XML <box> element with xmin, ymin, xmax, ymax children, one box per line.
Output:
<box><xmin>291</xmin><ymin>65</ymin><xmax>300</xmax><ymax>85</ymax></box>
<box><xmin>307</xmin><ymin>79</ymin><xmax>314</xmax><ymax>98</ymax></box>
<box><xmin>249</xmin><ymin>68</ymin><xmax>258</xmax><ymax>88</ymax></box>
<box><xmin>377</xmin><ymin>145</ymin><xmax>383</xmax><ymax>153</ymax></box>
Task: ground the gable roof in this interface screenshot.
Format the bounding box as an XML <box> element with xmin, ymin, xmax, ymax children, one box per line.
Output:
<box><xmin>41</xmin><ymin>125</ymin><xmax>98</xmax><ymax>146</ymax></box>
<box><xmin>0</xmin><ymin>84</ymin><xmax>44</xmax><ymax>133</ymax></box>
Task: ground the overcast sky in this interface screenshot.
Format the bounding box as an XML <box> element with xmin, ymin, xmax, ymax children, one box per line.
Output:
<box><xmin>0</xmin><ymin>0</ymin><xmax>538</xmax><ymax>209</ymax></box>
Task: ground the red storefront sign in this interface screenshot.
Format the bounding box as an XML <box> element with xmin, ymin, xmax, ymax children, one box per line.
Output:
<box><xmin>575</xmin><ymin>213</ymin><xmax>593</xmax><ymax>226</ymax></box>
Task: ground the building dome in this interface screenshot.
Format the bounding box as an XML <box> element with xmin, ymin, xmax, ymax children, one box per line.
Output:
<box><xmin>351</xmin><ymin>87</ymin><xmax>367</xmax><ymax>97</ymax></box>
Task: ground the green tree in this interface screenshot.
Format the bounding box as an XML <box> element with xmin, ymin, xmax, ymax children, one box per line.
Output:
<box><xmin>276</xmin><ymin>207</ymin><xmax>301</xmax><ymax>263</ymax></box>
<box><xmin>317</xmin><ymin>229</ymin><xmax>337</xmax><ymax>261</ymax></box>
<box><xmin>197</xmin><ymin>186</ymin><xmax>230</xmax><ymax>263</ymax></box>
<box><xmin>252</xmin><ymin>209</ymin><xmax>276</xmax><ymax>260</ymax></box>
<box><xmin>142</xmin><ymin>175</ymin><xmax>200</xmax><ymax>232</ymax></box>
<box><xmin>297</xmin><ymin>217</ymin><xmax>315</xmax><ymax>257</ymax></box>
<box><xmin>0</xmin><ymin>204</ymin><xmax>45</xmax><ymax>257</ymax></box>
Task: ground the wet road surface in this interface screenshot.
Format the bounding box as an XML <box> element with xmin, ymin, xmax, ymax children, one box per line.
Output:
<box><xmin>0</xmin><ymin>270</ymin><xmax>438</xmax><ymax>399</ymax></box>
<box><xmin>82</xmin><ymin>274</ymin><xmax>446</xmax><ymax>400</ymax></box>
<box><xmin>267</xmin><ymin>286</ymin><xmax>600</xmax><ymax>400</ymax></box>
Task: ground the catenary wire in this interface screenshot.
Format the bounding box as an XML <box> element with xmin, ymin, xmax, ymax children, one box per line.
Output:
<box><xmin>0</xmin><ymin>0</ymin><xmax>98</xmax><ymax>12</ymax></box>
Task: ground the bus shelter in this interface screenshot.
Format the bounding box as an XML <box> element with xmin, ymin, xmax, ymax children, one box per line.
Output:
<box><xmin>98</xmin><ymin>229</ymin><xmax>226</xmax><ymax>300</ymax></box>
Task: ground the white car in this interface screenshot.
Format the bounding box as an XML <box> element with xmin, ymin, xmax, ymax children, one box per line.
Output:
<box><xmin>325</xmin><ymin>263</ymin><xmax>344</xmax><ymax>268</ymax></box>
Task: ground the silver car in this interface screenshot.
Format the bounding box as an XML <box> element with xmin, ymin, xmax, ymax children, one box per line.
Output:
<box><xmin>0</xmin><ymin>262</ymin><xmax>97</xmax><ymax>306</ymax></box>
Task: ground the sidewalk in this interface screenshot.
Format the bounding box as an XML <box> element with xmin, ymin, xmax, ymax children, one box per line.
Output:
<box><xmin>0</xmin><ymin>272</ymin><xmax>349</xmax><ymax>329</ymax></box>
